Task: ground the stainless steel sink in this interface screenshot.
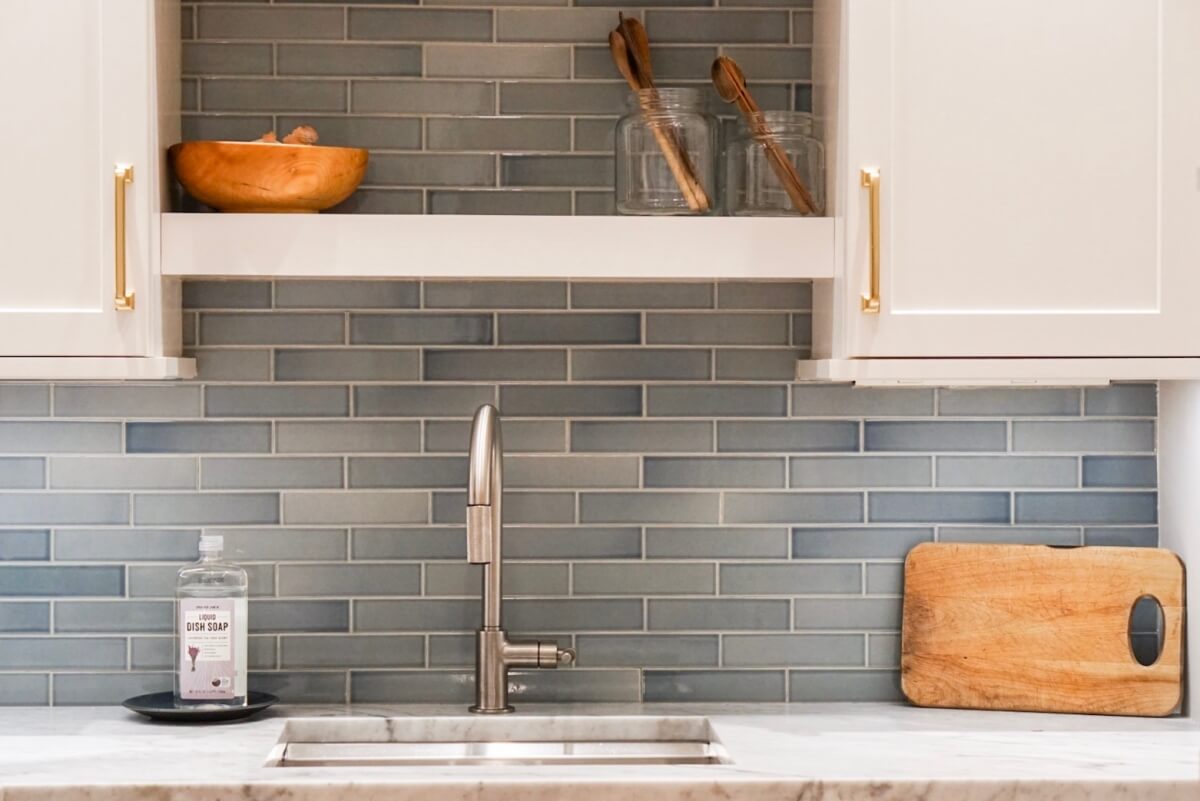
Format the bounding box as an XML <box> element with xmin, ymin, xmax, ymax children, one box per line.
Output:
<box><xmin>266</xmin><ymin>716</ymin><xmax>730</xmax><ymax>767</ymax></box>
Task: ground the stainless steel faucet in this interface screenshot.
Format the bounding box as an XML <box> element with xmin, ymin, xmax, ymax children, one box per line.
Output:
<box><xmin>466</xmin><ymin>403</ymin><xmax>574</xmax><ymax>713</ymax></box>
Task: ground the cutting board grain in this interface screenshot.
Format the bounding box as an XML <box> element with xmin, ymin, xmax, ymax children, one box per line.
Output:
<box><xmin>901</xmin><ymin>543</ymin><xmax>1185</xmax><ymax>717</ymax></box>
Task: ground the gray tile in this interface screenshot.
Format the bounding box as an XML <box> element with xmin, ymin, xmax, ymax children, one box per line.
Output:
<box><xmin>427</xmin><ymin>281</ymin><xmax>568</xmax><ymax>309</ymax></box>
<box><xmin>251</xmin><ymin>600</ymin><xmax>349</xmax><ymax>633</ymax></box>
<box><xmin>938</xmin><ymin>388</ymin><xmax>1081</xmax><ymax>416</ymax></box>
<box><xmin>206</xmin><ymin>385</ymin><xmax>348</xmax><ymax>418</ymax></box>
<box><xmin>792</xmin><ymin>527</ymin><xmax>932</xmax><ymax>559</ymax></box>
<box><xmin>330</xmin><ymin>189</ymin><xmax>426</xmax><ymax>214</ymax></box>
<box><xmin>54</xmin><ymin>385</ymin><xmax>200</xmax><ymax>418</ymax></box>
<box><xmin>367</xmin><ymin>153</ymin><xmax>495</xmax><ymax>188</ymax></box>
<box><xmin>0</xmin><ymin>422</ymin><xmax>121</xmax><ymax>453</ymax></box>
<box><xmin>0</xmin><ymin>603</ymin><xmax>49</xmax><ymax>632</ymax></box>
<box><xmin>646</xmin><ymin>457</ymin><xmax>785</xmax><ymax>488</ymax></box>
<box><xmin>426</xmin><ymin>44</ymin><xmax>571</xmax><ymax>79</ymax></box>
<box><xmin>792</xmin><ymin>313</ymin><xmax>813</xmax><ymax>346</ymax></box>
<box><xmin>792</xmin><ymin>385</ymin><xmax>934</xmax><ymax>417</ymax></box>
<box><xmin>724</xmin><ymin>634</ymin><xmax>864</xmax><ymax>667</ymax></box>
<box><xmin>574</xmin><ymin>563</ymin><xmax>714</xmax><ymax>595</ymax></box>
<box><xmin>351</xmin><ymin>670</ymin><xmax>472</xmax><ymax>703</ymax></box>
<box><xmin>133</xmin><ymin>492</ymin><xmax>279</xmax><ymax>525</ymax></box>
<box><xmin>497</xmin><ymin>9</ymin><xmax>635</xmax><ymax>42</ymax></box>
<box><xmin>352</xmin><ymin>527</ymin><xmax>461</xmax><ymax>560</ymax></box>
<box><xmin>433</xmin><ymin>491</ymin><xmax>575</xmax><ymax>524</ymax></box>
<box><xmin>789</xmin><ymin>670</ymin><xmax>902</xmax><ymax>702</ymax></box>
<box><xmin>644</xmin><ymin>670</ymin><xmax>786</xmax><ymax>702</ymax></box>
<box><xmin>355</xmin><ymin>599</ymin><xmax>476</xmax><ymax>631</ymax></box>
<box><xmin>508</xmin><ymin>598</ymin><xmax>644</xmax><ymax>631</ymax></box>
<box><xmin>501</xmin><ymin>155</ymin><xmax>612</xmax><ymax>187</ymax></box>
<box><xmin>645</xmin><ymin>10</ymin><xmax>791</xmax><ymax>42</ymax></box>
<box><xmin>275</xmin><ymin>281</ymin><xmax>419</xmax><ymax>310</ymax></box>
<box><xmin>202</xmin><ymin>78</ymin><xmax>347</xmax><ymax>112</ymax></box>
<box><xmin>575</xmin><ymin>192</ymin><xmax>617</xmax><ymax>215</ymax></box>
<box><xmin>499</xmin><ymin>313</ymin><xmax>639</xmax><ymax>345</ymax></box>
<box><xmin>181</xmin><ymin>78</ymin><xmax>197</xmax><ymax>111</ymax></box>
<box><xmin>281</xmin><ymin>635</ymin><xmax>424</xmax><ymax>668</ymax></box>
<box><xmin>283</xmin><ymin>491</ymin><xmax>428</xmax><ymax>525</ymax></box>
<box><xmin>0</xmin><ymin>458</ymin><xmax>44</xmax><ymax>489</ymax></box>
<box><xmin>359</xmin><ymin>383</ymin><xmax>492</xmax><ymax>417</ymax></box>
<box><xmin>189</xmin><ymin>349</ymin><xmax>272</xmax><ymax>382</ymax></box>
<box><xmin>0</xmin><ymin>565</ymin><xmax>123</xmax><ymax>597</ymax></box>
<box><xmin>718</xmin><ymin>421</ymin><xmax>858</xmax><ymax>453</ymax></box>
<box><xmin>127</xmin><ymin>422</ymin><xmax>271</xmax><ymax>453</ymax></box>
<box><xmin>649</xmin><ymin>599</ymin><xmax>789</xmax><ymax>630</ymax></box>
<box><xmin>129</xmin><ymin>561</ymin><xmax>270</xmax><ymax>598</ymax></box>
<box><xmin>54</xmin><ymin>530</ymin><xmax>200</xmax><ymax>562</ymax></box>
<box><xmin>424</xmin><ymin>349</ymin><xmax>566</xmax><ymax>381</ymax></box>
<box><xmin>645</xmin><ymin>527</ymin><xmax>788</xmax><ymax>558</ymax></box>
<box><xmin>868</xmin><ymin>492</ymin><xmax>1010</xmax><ymax>524</ymax></box>
<box><xmin>580</xmin><ymin>491</ymin><xmax>719</xmax><ymax>523</ymax></box>
<box><xmin>510</xmin><ymin>669</ymin><xmax>644</xmax><ymax>702</ymax></box>
<box><xmin>721</xmin><ymin>563</ymin><xmax>860</xmax><ymax>595</ymax></box>
<box><xmin>790</xmin><ymin>456</ymin><xmax>930</xmax><ymax>488</ymax></box>
<box><xmin>1012</xmin><ymin>421</ymin><xmax>1155</xmax><ymax>453</ymax></box>
<box><xmin>575</xmin><ymin>635</ymin><xmax>718</xmax><ymax>667</ymax></box>
<box><xmin>429</xmin><ymin>117</ymin><xmax>571</xmax><ymax>151</ymax></box>
<box><xmin>275</xmin><ymin>349</ymin><xmax>419</xmax><ymax>382</ymax></box>
<box><xmin>0</xmin><ymin>494</ymin><xmax>128</xmax><ymax>526</ymax></box>
<box><xmin>277</xmin><ymin>44</ymin><xmax>422</xmax><ymax>77</ymax></box>
<box><xmin>425</xmin><ymin>563</ymin><xmax>568</xmax><ymax>596</ymax></box>
<box><xmin>215</xmin><ymin>528</ymin><xmax>349</xmax><ymax>561</ymax></box>
<box><xmin>200</xmin><ymin>313</ymin><xmax>345</xmax><ymax>345</ymax></box>
<box><xmin>0</xmin><ymin>531</ymin><xmax>49</xmax><ymax>561</ymax></box>
<box><xmin>720</xmin><ymin>47</ymin><xmax>811</xmax><ymax>80</ymax></box>
<box><xmin>426</xmin><ymin>419</ymin><xmax>564</xmax><ymax>453</ymax></box>
<box><xmin>49</xmin><ymin>456</ymin><xmax>197</xmax><ymax>490</ymax></box>
<box><xmin>571</xmin><ymin>421</ymin><xmax>711</xmax><ymax>453</ymax></box>
<box><xmin>572</xmin><ymin>118</ymin><xmax>617</xmax><ymax>152</ymax></box>
<box><xmin>427</xmin><ymin>634</ymin><xmax>476</xmax><ymax>667</ymax></box>
<box><xmin>1084</xmin><ymin>527</ymin><xmax>1158</xmax><ymax>547</ymax></box>
<box><xmin>182</xmin><ymin>280</ymin><xmax>272</xmax><ymax>309</ymax></box>
<box><xmin>182</xmin><ymin>114</ymin><xmax>273</xmax><ymax>141</ymax></box>
<box><xmin>574</xmin><ymin>45</ymin><xmax>715</xmax><ymax>79</ymax></box>
<box><xmin>348</xmin><ymin>456</ymin><xmax>467</xmax><ymax>488</ymax></box>
<box><xmin>864</xmin><ymin>421</ymin><xmax>1007</xmax><ymax>452</ymax></box>
<box><xmin>277</xmin><ymin>421</ymin><xmax>421</xmax><ymax>453</ymax></box>
<box><xmin>864</xmin><ymin>563</ymin><xmax>903</xmax><ymax>594</ymax></box>
<box><xmin>1084</xmin><ymin>455</ymin><xmax>1156</xmax><ymax>489</ymax></box>
<box><xmin>0</xmin><ymin>675</ymin><xmax>48</xmax><ymax>706</ymax></box>
<box><xmin>571</xmin><ymin>282</ymin><xmax>713</xmax><ymax>309</ymax></box>
<box><xmin>505</xmin><ymin>456</ymin><xmax>639</xmax><ymax>488</ymax></box>
<box><xmin>53</xmin><ymin>673</ymin><xmax>171</xmax><ymax>705</ymax></box>
<box><xmin>792</xmin><ymin>598</ymin><xmax>901</xmax><ymax>630</ymax></box>
<box><xmin>649</xmin><ymin>386</ymin><xmax>787</xmax><ymax>417</ymax></box>
<box><xmin>249</xmin><ymin>671</ymin><xmax>347</xmax><ymax>704</ymax></box>
<box><xmin>504</xmin><ymin>527</ymin><xmax>642</xmax><ymax>559</ymax></box>
<box><xmin>279</xmin><ymin>565</ymin><xmax>421</xmax><ymax>597</ymax></box>
<box><xmin>428</xmin><ymin>190</ymin><xmax>573</xmax><ymax>215</ymax></box>
<box><xmin>500</xmin><ymin>82</ymin><xmax>630</xmax><ymax>115</ymax></box>
<box><xmin>0</xmin><ymin>386</ymin><xmax>50</xmax><ymax>416</ymax></box>
<box><xmin>349</xmin><ymin>8</ymin><xmax>493</xmax><ymax>42</ymax></box>
<box><xmin>1015</xmin><ymin>492</ymin><xmax>1157</xmax><ymax>525</ymax></box>
<box><xmin>0</xmin><ymin>637</ymin><xmax>125</xmax><ymax>669</ymax></box>
<box><xmin>501</xmin><ymin>385</ymin><xmax>641</xmax><ymax>417</ymax></box>
<box><xmin>723</xmin><ymin>492</ymin><xmax>863</xmax><ymax>524</ymax></box>
<box><xmin>714</xmin><ymin>349</ymin><xmax>806</xmax><ymax>381</ymax></box>
<box><xmin>55</xmin><ymin>601</ymin><xmax>171</xmax><ymax>633</ymax></box>
<box><xmin>352</xmin><ymin>80</ymin><xmax>496</xmax><ymax>115</ymax></box>
<box><xmin>867</xmin><ymin>633</ymin><xmax>899</xmax><ymax>667</ymax></box>
<box><xmin>196</xmin><ymin>5</ymin><xmax>344</xmax><ymax>39</ymax></box>
<box><xmin>201</xmin><ymin>457</ymin><xmax>344</xmax><ymax>489</ymax></box>
<box><xmin>936</xmin><ymin>456</ymin><xmax>1079</xmax><ymax>488</ymax></box>
<box><xmin>572</xmin><ymin>349</ymin><xmax>712</xmax><ymax>381</ymax></box>
<box><xmin>647</xmin><ymin>313</ymin><xmax>790</xmax><ymax>345</ymax></box>
<box><xmin>1085</xmin><ymin>384</ymin><xmax>1156</xmax><ymax>416</ymax></box>
<box><xmin>939</xmin><ymin>527</ymin><xmax>1082</xmax><ymax>546</ymax></box>
<box><xmin>351</xmin><ymin>314</ymin><xmax>492</xmax><ymax>345</ymax></box>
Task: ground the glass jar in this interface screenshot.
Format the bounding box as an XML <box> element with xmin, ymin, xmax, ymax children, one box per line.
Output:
<box><xmin>615</xmin><ymin>88</ymin><xmax>718</xmax><ymax>216</ymax></box>
<box><xmin>726</xmin><ymin>111</ymin><xmax>825</xmax><ymax>216</ymax></box>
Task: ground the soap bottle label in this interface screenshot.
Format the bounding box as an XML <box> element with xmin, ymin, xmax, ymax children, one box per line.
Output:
<box><xmin>179</xmin><ymin>598</ymin><xmax>237</xmax><ymax>700</ymax></box>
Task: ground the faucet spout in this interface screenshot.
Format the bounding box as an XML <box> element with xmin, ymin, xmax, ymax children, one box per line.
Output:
<box><xmin>466</xmin><ymin>404</ymin><xmax>499</xmax><ymax>566</ymax></box>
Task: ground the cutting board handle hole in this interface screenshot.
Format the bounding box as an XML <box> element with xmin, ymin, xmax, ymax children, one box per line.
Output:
<box><xmin>1129</xmin><ymin>595</ymin><xmax>1165</xmax><ymax>667</ymax></box>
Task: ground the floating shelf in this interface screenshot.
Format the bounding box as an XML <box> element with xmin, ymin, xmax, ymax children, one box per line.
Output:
<box><xmin>0</xmin><ymin>357</ymin><xmax>195</xmax><ymax>381</ymax></box>
<box><xmin>798</xmin><ymin>358</ymin><xmax>1200</xmax><ymax>387</ymax></box>
<box><xmin>160</xmin><ymin>213</ymin><xmax>835</xmax><ymax>279</ymax></box>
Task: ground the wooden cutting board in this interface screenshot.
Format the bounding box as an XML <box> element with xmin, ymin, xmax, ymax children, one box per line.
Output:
<box><xmin>901</xmin><ymin>543</ymin><xmax>1185</xmax><ymax>717</ymax></box>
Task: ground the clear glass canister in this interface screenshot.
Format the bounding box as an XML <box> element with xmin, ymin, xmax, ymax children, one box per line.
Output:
<box><xmin>616</xmin><ymin>88</ymin><xmax>718</xmax><ymax>216</ymax></box>
<box><xmin>726</xmin><ymin>111</ymin><xmax>825</xmax><ymax>216</ymax></box>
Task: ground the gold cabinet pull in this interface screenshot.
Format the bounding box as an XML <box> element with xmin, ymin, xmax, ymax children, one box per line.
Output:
<box><xmin>113</xmin><ymin>164</ymin><xmax>135</xmax><ymax>311</ymax></box>
<box><xmin>860</xmin><ymin>167</ymin><xmax>881</xmax><ymax>314</ymax></box>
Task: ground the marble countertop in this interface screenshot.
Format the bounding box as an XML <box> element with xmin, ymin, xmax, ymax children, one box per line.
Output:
<box><xmin>0</xmin><ymin>702</ymin><xmax>1196</xmax><ymax>801</ymax></box>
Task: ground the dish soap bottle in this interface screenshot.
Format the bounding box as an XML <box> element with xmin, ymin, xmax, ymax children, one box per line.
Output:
<box><xmin>175</xmin><ymin>535</ymin><xmax>248</xmax><ymax>707</ymax></box>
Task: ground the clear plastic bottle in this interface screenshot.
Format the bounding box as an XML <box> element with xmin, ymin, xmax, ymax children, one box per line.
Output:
<box><xmin>175</xmin><ymin>535</ymin><xmax>248</xmax><ymax>707</ymax></box>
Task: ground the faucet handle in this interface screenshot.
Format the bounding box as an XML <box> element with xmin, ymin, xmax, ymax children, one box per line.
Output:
<box><xmin>466</xmin><ymin>506</ymin><xmax>494</xmax><ymax>564</ymax></box>
<box><xmin>557</xmin><ymin>647</ymin><xmax>576</xmax><ymax>666</ymax></box>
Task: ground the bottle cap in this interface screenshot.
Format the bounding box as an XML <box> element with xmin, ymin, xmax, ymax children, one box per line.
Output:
<box><xmin>198</xmin><ymin>534</ymin><xmax>223</xmax><ymax>553</ymax></box>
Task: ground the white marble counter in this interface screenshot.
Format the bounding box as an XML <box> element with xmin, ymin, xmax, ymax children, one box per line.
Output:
<box><xmin>0</xmin><ymin>703</ymin><xmax>1195</xmax><ymax>801</ymax></box>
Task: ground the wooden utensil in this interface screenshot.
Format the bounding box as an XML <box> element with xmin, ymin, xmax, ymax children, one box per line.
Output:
<box><xmin>712</xmin><ymin>56</ymin><xmax>818</xmax><ymax>215</ymax></box>
<box><xmin>902</xmin><ymin>543</ymin><xmax>1184</xmax><ymax>717</ymax></box>
<box><xmin>609</xmin><ymin>19</ymin><xmax>709</xmax><ymax>212</ymax></box>
<box><xmin>168</xmin><ymin>140</ymin><xmax>367</xmax><ymax>213</ymax></box>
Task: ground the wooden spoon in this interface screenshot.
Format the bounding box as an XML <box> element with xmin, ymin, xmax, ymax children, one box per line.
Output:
<box><xmin>712</xmin><ymin>55</ymin><xmax>818</xmax><ymax>214</ymax></box>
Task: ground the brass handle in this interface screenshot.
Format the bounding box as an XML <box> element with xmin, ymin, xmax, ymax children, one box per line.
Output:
<box><xmin>113</xmin><ymin>164</ymin><xmax>135</xmax><ymax>311</ymax></box>
<box><xmin>860</xmin><ymin>167</ymin><xmax>881</xmax><ymax>314</ymax></box>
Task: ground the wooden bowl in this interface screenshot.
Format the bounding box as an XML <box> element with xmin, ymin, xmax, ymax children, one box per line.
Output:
<box><xmin>168</xmin><ymin>140</ymin><xmax>369</xmax><ymax>213</ymax></box>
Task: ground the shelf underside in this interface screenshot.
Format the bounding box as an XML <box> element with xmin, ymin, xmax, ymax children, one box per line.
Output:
<box><xmin>798</xmin><ymin>358</ymin><xmax>1200</xmax><ymax>386</ymax></box>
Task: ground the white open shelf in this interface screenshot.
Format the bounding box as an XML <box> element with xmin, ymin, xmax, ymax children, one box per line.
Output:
<box><xmin>160</xmin><ymin>213</ymin><xmax>835</xmax><ymax>279</ymax></box>
<box><xmin>798</xmin><ymin>358</ymin><xmax>1200</xmax><ymax>386</ymax></box>
<box><xmin>0</xmin><ymin>357</ymin><xmax>195</xmax><ymax>381</ymax></box>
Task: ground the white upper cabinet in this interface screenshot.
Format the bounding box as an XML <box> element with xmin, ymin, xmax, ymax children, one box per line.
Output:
<box><xmin>0</xmin><ymin>0</ymin><xmax>189</xmax><ymax>377</ymax></box>
<box><xmin>816</xmin><ymin>0</ymin><xmax>1200</xmax><ymax>361</ymax></box>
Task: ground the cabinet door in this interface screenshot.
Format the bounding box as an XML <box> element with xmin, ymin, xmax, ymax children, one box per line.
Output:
<box><xmin>842</xmin><ymin>0</ymin><xmax>1200</xmax><ymax>358</ymax></box>
<box><xmin>0</xmin><ymin>0</ymin><xmax>151</xmax><ymax>356</ymax></box>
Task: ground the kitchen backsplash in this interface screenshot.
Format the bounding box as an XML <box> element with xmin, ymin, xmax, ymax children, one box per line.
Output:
<box><xmin>0</xmin><ymin>280</ymin><xmax>1158</xmax><ymax>705</ymax></box>
<box><xmin>179</xmin><ymin>2</ymin><xmax>814</xmax><ymax>214</ymax></box>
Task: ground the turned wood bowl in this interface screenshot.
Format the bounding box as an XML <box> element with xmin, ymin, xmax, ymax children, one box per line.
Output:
<box><xmin>168</xmin><ymin>140</ymin><xmax>369</xmax><ymax>213</ymax></box>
